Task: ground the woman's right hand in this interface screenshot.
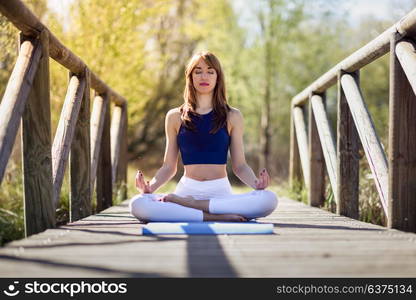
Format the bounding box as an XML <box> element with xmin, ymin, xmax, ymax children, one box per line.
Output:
<box><xmin>135</xmin><ymin>170</ymin><xmax>152</xmax><ymax>194</ymax></box>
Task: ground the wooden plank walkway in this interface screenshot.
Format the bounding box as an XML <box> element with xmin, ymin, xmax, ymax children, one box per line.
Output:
<box><xmin>1</xmin><ymin>195</ymin><xmax>416</xmax><ymax>277</ymax></box>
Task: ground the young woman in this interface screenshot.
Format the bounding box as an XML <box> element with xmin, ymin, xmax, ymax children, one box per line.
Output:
<box><xmin>129</xmin><ymin>51</ymin><xmax>278</xmax><ymax>222</ymax></box>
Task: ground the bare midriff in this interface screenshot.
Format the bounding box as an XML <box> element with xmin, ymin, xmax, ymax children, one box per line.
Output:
<box><xmin>183</xmin><ymin>164</ymin><xmax>227</xmax><ymax>181</ymax></box>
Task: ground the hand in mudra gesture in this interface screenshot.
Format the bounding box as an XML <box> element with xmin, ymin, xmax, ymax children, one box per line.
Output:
<box><xmin>254</xmin><ymin>168</ymin><xmax>270</xmax><ymax>190</ymax></box>
<box><xmin>135</xmin><ymin>170</ymin><xmax>152</xmax><ymax>194</ymax></box>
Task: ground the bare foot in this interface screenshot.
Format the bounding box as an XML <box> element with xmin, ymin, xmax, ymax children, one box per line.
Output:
<box><xmin>158</xmin><ymin>193</ymin><xmax>213</xmax><ymax>211</ymax></box>
<box><xmin>160</xmin><ymin>193</ymin><xmax>195</xmax><ymax>206</ymax></box>
<box><xmin>203</xmin><ymin>213</ymin><xmax>247</xmax><ymax>222</ymax></box>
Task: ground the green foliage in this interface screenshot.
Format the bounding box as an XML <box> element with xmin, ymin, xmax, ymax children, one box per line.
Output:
<box><xmin>0</xmin><ymin>158</ymin><xmax>71</xmax><ymax>246</ymax></box>
<box><xmin>0</xmin><ymin>207</ymin><xmax>23</xmax><ymax>246</ymax></box>
<box><xmin>0</xmin><ymin>162</ymin><xmax>24</xmax><ymax>246</ymax></box>
<box><xmin>56</xmin><ymin>176</ymin><xmax>70</xmax><ymax>226</ymax></box>
<box><xmin>0</xmin><ymin>15</ymin><xmax>18</xmax><ymax>99</ymax></box>
<box><xmin>322</xmin><ymin>183</ymin><xmax>336</xmax><ymax>213</ymax></box>
<box><xmin>358</xmin><ymin>159</ymin><xmax>387</xmax><ymax>226</ymax></box>
<box><xmin>279</xmin><ymin>178</ymin><xmax>308</xmax><ymax>204</ymax></box>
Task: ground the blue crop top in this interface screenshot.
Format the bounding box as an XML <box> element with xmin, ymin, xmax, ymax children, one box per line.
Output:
<box><xmin>177</xmin><ymin>110</ymin><xmax>231</xmax><ymax>165</ymax></box>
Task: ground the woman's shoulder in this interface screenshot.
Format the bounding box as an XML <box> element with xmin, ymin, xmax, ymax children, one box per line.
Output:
<box><xmin>167</xmin><ymin>107</ymin><xmax>181</xmax><ymax>115</ymax></box>
<box><xmin>166</xmin><ymin>107</ymin><xmax>182</xmax><ymax>120</ymax></box>
<box><xmin>166</xmin><ymin>107</ymin><xmax>182</xmax><ymax>132</ymax></box>
<box><xmin>227</xmin><ymin>106</ymin><xmax>243</xmax><ymax>123</ymax></box>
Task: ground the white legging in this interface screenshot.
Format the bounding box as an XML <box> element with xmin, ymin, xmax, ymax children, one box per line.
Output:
<box><xmin>129</xmin><ymin>175</ymin><xmax>278</xmax><ymax>222</ymax></box>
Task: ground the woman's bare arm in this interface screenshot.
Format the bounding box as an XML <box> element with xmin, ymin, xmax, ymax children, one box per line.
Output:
<box><xmin>229</xmin><ymin>108</ymin><xmax>270</xmax><ymax>189</ymax></box>
<box><xmin>136</xmin><ymin>109</ymin><xmax>180</xmax><ymax>193</ymax></box>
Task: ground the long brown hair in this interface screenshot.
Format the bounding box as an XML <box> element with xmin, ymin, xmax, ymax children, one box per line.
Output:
<box><xmin>180</xmin><ymin>51</ymin><xmax>230</xmax><ymax>133</ymax></box>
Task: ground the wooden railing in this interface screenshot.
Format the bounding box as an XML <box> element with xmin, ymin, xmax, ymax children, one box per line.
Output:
<box><xmin>0</xmin><ymin>0</ymin><xmax>128</xmax><ymax>236</ymax></box>
<box><xmin>290</xmin><ymin>8</ymin><xmax>416</xmax><ymax>233</ymax></box>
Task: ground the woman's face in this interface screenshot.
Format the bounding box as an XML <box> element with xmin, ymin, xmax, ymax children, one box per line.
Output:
<box><xmin>192</xmin><ymin>58</ymin><xmax>217</xmax><ymax>95</ymax></box>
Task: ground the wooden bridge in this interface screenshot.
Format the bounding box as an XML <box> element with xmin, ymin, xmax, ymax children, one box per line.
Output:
<box><xmin>1</xmin><ymin>0</ymin><xmax>416</xmax><ymax>277</ymax></box>
<box><xmin>1</xmin><ymin>196</ymin><xmax>416</xmax><ymax>277</ymax></box>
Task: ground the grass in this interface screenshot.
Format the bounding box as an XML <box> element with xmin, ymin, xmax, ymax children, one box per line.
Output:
<box><xmin>0</xmin><ymin>161</ymin><xmax>25</xmax><ymax>246</ymax></box>
<box><xmin>358</xmin><ymin>167</ymin><xmax>387</xmax><ymax>226</ymax></box>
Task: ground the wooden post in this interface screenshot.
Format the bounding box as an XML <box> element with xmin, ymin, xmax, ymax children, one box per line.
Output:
<box><xmin>96</xmin><ymin>93</ymin><xmax>112</xmax><ymax>212</ymax></box>
<box><xmin>69</xmin><ymin>69</ymin><xmax>91</xmax><ymax>221</ymax></box>
<box><xmin>395</xmin><ymin>39</ymin><xmax>416</xmax><ymax>96</ymax></box>
<box><xmin>308</xmin><ymin>93</ymin><xmax>326</xmax><ymax>207</ymax></box>
<box><xmin>111</xmin><ymin>105</ymin><xmax>123</xmax><ymax>186</ymax></box>
<box><xmin>90</xmin><ymin>93</ymin><xmax>109</xmax><ymax>191</ymax></box>
<box><xmin>21</xmin><ymin>31</ymin><xmax>55</xmax><ymax>236</ymax></box>
<box><xmin>310</xmin><ymin>94</ymin><xmax>338</xmax><ymax>202</ymax></box>
<box><xmin>388</xmin><ymin>33</ymin><xmax>416</xmax><ymax>232</ymax></box>
<box><xmin>0</xmin><ymin>34</ymin><xmax>42</xmax><ymax>185</ymax></box>
<box><xmin>116</xmin><ymin>104</ymin><xmax>128</xmax><ymax>200</ymax></box>
<box><xmin>289</xmin><ymin>104</ymin><xmax>302</xmax><ymax>189</ymax></box>
<box><xmin>341</xmin><ymin>72</ymin><xmax>389</xmax><ymax>214</ymax></box>
<box><xmin>292</xmin><ymin>106</ymin><xmax>309</xmax><ymax>188</ymax></box>
<box><xmin>52</xmin><ymin>73</ymin><xmax>85</xmax><ymax>208</ymax></box>
<box><xmin>337</xmin><ymin>70</ymin><xmax>360</xmax><ymax>219</ymax></box>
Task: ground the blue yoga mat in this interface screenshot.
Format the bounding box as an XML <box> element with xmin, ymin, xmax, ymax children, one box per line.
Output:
<box><xmin>142</xmin><ymin>221</ymin><xmax>274</xmax><ymax>235</ymax></box>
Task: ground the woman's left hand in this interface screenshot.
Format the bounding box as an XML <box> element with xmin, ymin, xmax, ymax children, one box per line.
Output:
<box><xmin>254</xmin><ymin>168</ymin><xmax>270</xmax><ymax>190</ymax></box>
<box><xmin>135</xmin><ymin>170</ymin><xmax>153</xmax><ymax>194</ymax></box>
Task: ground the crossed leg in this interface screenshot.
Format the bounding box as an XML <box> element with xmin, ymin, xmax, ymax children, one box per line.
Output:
<box><xmin>160</xmin><ymin>194</ymin><xmax>247</xmax><ymax>222</ymax></box>
<box><xmin>130</xmin><ymin>190</ymin><xmax>277</xmax><ymax>223</ymax></box>
<box><xmin>161</xmin><ymin>190</ymin><xmax>278</xmax><ymax>221</ymax></box>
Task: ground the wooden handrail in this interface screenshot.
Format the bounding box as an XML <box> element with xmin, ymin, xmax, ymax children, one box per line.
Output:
<box><xmin>292</xmin><ymin>8</ymin><xmax>416</xmax><ymax>107</ymax></box>
<box><xmin>292</xmin><ymin>106</ymin><xmax>309</xmax><ymax>188</ymax></box>
<box><xmin>110</xmin><ymin>105</ymin><xmax>125</xmax><ymax>185</ymax></box>
<box><xmin>340</xmin><ymin>73</ymin><xmax>388</xmax><ymax>214</ymax></box>
<box><xmin>52</xmin><ymin>73</ymin><xmax>86</xmax><ymax>208</ymax></box>
<box><xmin>90</xmin><ymin>94</ymin><xmax>109</xmax><ymax>191</ymax></box>
<box><xmin>310</xmin><ymin>94</ymin><xmax>337</xmax><ymax>200</ymax></box>
<box><xmin>290</xmin><ymin>8</ymin><xmax>416</xmax><ymax>233</ymax></box>
<box><xmin>0</xmin><ymin>0</ymin><xmax>129</xmax><ymax>237</ymax></box>
<box><xmin>0</xmin><ymin>36</ymin><xmax>42</xmax><ymax>184</ymax></box>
